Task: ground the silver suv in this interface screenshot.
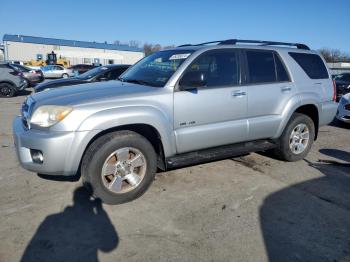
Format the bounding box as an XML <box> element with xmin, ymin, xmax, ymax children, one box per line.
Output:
<box><xmin>13</xmin><ymin>39</ymin><xmax>338</xmax><ymax>204</ymax></box>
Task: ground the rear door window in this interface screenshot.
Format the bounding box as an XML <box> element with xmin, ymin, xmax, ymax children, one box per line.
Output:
<box><xmin>246</xmin><ymin>51</ymin><xmax>276</xmax><ymax>83</ymax></box>
<box><xmin>289</xmin><ymin>52</ymin><xmax>329</xmax><ymax>79</ymax></box>
<box><xmin>274</xmin><ymin>54</ymin><xmax>290</xmax><ymax>82</ymax></box>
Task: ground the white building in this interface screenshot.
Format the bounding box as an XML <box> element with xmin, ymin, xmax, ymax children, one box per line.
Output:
<box><xmin>327</xmin><ymin>61</ymin><xmax>350</xmax><ymax>75</ymax></box>
<box><xmin>3</xmin><ymin>34</ymin><xmax>144</xmax><ymax>65</ymax></box>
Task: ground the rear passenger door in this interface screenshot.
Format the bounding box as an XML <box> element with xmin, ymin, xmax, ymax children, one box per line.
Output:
<box><xmin>243</xmin><ymin>49</ymin><xmax>294</xmax><ymax>140</ymax></box>
<box><xmin>52</xmin><ymin>66</ymin><xmax>64</xmax><ymax>78</ymax></box>
<box><xmin>174</xmin><ymin>49</ymin><xmax>248</xmax><ymax>154</ymax></box>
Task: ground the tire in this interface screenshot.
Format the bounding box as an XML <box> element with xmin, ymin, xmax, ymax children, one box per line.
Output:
<box><xmin>62</xmin><ymin>73</ymin><xmax>69</xmax><ymax>78</ymax></box>
<box><xmin>81</xmin><ymin>131</ymin><xmax>157</xmax><ymax>204</ymax></box>
<box><xmin>273</xmin><ymin>113</ymin><xmax>315</xmax><ymax>162</ymax></box>
<box><xmin>0</xmin><ymin>83</ymin><xmax>16</xmax><ymax>97</ymax></box>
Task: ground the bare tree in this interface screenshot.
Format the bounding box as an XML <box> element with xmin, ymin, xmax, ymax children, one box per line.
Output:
<box><xmin>143</xmin><ymin>43</ymin><xmax>162</xmax><ymax>56</ymax></box>
<box><xmin>319</xmin><ymin>48</ymin><xmax>350</xmax><ymax>62</ymax></box>
<box><xmin>129</xmin><ymin>40</ymin><xmax>141</xmax><ymax>48</ymax></box>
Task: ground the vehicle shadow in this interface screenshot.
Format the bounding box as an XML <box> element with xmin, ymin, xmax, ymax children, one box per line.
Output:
<box><xmin>329</xmin><ymin>119</ymin><xmax>350</xmax><ymax>129</ymax></box>
<box><xmin>20</xmin><ymin>186</ymin><xmax>119</xmax><ymax>262</ymax></box>
<box><xmin>319</xmin><ymin>148</ymin><xmax>350</xmax><ymax>163</ymax></box>
<box><xmin>260</xmin><ymin>149</ymin><xmax>350</xmax><ymax>261</ymax></box>
<box><xmin>16</xmin><ymin>89</ymin><xmax>32</xmax><ymax>97</ymax></box>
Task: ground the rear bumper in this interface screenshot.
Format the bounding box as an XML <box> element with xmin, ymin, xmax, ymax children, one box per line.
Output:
<box><xmin>18</xmin><ymin>79</ymin><xmax>28</xmax><ymax>90</ymax></box>
<box><xmin>319</xmin><ymin>101</ymin><xmax>338</xmax><ymax>126</ymax></box>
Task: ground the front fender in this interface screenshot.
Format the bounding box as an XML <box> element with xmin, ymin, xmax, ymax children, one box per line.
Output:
<box><xmin>77</xmin><ymin>106</ymin><xmax>176</xmax><ymax>157</ymax></box>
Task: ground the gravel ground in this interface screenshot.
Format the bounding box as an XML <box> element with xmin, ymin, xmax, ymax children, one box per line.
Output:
<box><xmin>0</xmin><ymin>89</ymin><xmax>349</xmax><ymax>262</ymax></box>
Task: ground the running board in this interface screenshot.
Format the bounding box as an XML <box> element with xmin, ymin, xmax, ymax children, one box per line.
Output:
<box><xmin>166</xmin><ymin>140</ymin><xmax>276</xmax><ymax>169</ymax></box>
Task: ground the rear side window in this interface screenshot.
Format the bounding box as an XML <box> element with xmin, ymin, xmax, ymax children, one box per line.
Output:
<box><xmin>289</xmin><ymin>52</ymin><xmax>329</xmax><ymax>79</ymax></box>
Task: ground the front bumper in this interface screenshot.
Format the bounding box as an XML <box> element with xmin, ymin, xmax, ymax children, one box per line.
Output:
<box><xmin>12</xmin><ymin>116</ymin><xmax>99</xmax><ymax>176</ymax></box>
<box><xmin>336</xmin><ymin>108</ymin><xmax>350</xmax><ymax>123</ymax></box>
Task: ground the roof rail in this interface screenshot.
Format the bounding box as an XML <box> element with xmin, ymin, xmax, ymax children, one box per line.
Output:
<box><xmin>177</xmin><ymin>39</ymin><xmax>310</xmax><ymax>50</ymax></box>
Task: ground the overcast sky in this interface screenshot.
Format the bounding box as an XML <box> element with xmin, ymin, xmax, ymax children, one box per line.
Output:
<box><xmin>1</xmin><ymin>0</ymin><xmax>350</xmax><ymax>53</ymax></box>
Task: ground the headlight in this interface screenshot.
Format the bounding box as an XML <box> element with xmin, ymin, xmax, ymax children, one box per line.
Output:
<box><xmin>30</xmin><ymin>105</ymin><xmax>73</xmax><ymax>127</ymax></box>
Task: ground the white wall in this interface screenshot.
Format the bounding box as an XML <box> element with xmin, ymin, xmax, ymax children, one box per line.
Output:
<box><xmin>4</xmin><ymin>41</ymin><xmax>144</xmax><ymax>65</ymax></box>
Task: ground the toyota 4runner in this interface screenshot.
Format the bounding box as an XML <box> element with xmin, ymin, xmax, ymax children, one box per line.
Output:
<box><xmin>13</xmin><ymin>39</ymin><xmax>338</xmax><ymax>204</ymax></box>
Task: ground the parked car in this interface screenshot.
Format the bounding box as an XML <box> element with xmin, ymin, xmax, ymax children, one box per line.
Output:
<box><xmin>0</xmin><ymin>62</ymin><xmax>27</xmax><ymax>97</ymax></box>
<box><xmin>34</xmin><ymin>64</ymin><xmax>130</xmax><ymax>92</ymax></box>
<box><xmin>9</xmin><ymin>63</ymin><xmax>44</xmax><ymax>87</ymax></box>
<box><xmin>68</xmin><ymin>64</ymin><xmax>97</xmax><ymax>75</ymax></box>
<box><xmin>13</xmin><ymin>39</ymin><xmax>337</xmax><ymax>204</ymax></box>
<box><xmin>41</xmin><ymin>65</ymin><xmax>74</xmax><ymax>79</ymax></box>
<box><xmin>336</xmin><ymin>93</ymin><xmax>350</xmax><ymax>124</ymax></box>
<box><xmin>334</xmin><ymin>73</ymin><xmax>350</xmax><ymax>101</ymax></box>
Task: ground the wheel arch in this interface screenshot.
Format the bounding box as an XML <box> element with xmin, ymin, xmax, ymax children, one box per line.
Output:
<box><xmin>80</xmin><ymin>124</ymin><xmax>167</xmax><ymax>172</ymax></box>
<box><xmin>294</xmin><ymin>104</ymin><xmax>319</xmax><ymax>140</ymax></box>
<box><xmin>276</xmin><ymin>102</ymin><xmax>320</xmax><ymax>141</ymax></box>
<box><xmin>0</xmin><ymin>80</ymin><xmax>16</xmax><ymax>87</ymax></box>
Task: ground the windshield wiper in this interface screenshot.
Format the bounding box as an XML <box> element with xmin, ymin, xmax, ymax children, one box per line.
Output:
<box><xmin>121</xmin><ymin>78</ymin><xmax>155</xmax><ymax>87</ymax></box>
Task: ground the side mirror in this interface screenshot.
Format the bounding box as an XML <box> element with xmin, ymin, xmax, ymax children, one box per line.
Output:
<box><xmin>179</xmin><ymin>71</ymin><xmax>206</xmax><ymax>90</ymax></box>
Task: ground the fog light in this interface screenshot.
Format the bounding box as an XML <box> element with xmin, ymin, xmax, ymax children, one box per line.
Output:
<box><xmin>30</xmin><ymin>149</ymin><xmax>43</xmax><ymax>164</ymax></box>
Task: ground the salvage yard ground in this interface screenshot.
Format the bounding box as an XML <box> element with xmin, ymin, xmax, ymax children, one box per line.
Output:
<box><xmin>0</xmin><ymin>89</ymin><xmax>349</xmax><ymax>262</ymax></box>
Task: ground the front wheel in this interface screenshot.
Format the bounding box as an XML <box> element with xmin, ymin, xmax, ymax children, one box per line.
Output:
<box><xmin>62</xmin><ymin>73</ymin><xmax>69</xmax><ymax>78</ymax></box>
<box><xmin>81</xmin><ymin>131</ymin><xmax>157</xmax><ymax>204</ymax></box>
<box><xmin>273</xmin><ymin>113</ymin><xmax>315</xmax><ymax>162</ymax></box>
<box><xmin>0</xmin><ymin>83</ymin><xmax>16</xmax><ymax>97</ymax></box>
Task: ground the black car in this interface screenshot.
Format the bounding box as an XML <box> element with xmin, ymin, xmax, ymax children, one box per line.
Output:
<box><xmin>34</xmin><ymin>64</ymin><xmax>130</xmax><ymax>93</ymax></box>
<box><xmin>334</xmin><ymin>73</ymin><xmax>350</xmax><ymax>101</ymax></box>
<box><xmin>68</xmin><ymin>64</ymin><xmax>97</xmax><ymax>74</ymax></box>
<box><xmin>9</xmin><ymin>64</ymin><xmax>44</xmax><ymax>87</ymax></box>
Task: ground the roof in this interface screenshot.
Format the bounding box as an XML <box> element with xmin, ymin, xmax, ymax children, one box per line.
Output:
<box><xmin>168</xmin><ymin>44</ymin><xmax>315</xmax><ymax>54</ymax></box>
<box><xmin>3</xmin><ymin>34</ymin><xmax>143</xmax><ymax>53</ymax></box>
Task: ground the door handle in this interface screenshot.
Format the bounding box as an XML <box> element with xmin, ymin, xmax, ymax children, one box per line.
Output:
<box><xmin>232</xmin><ymin>91</ymin><xmax>246</xmax><ymax>97</ymax></box>
<box><xmin>281</xmin><ymin>86</ymin><xmax>292</xmax><ymax>92</ymax></box>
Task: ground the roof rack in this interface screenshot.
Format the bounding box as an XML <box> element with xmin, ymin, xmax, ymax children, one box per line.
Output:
<box><xmin>178</xmin><ymin>39</ymin><xmax>310</xmax><ymax>50</ymax></box>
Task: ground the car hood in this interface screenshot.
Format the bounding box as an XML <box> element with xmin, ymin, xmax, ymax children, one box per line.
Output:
<box><xmin>31</xmin><ymin>81</ymin><xmax>162</xmax><ymax>107</ymax></box>
<box><xmin>34</xmin><ymin>78</ymin><xmax>87</xmax><ymax>91</ymax></box>
<box><xmin>340</xmin><ymin>93</ymin><xmax>350</xmax><ymax>102</ymax></box>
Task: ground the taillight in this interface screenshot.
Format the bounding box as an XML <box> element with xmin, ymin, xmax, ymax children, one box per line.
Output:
<box><xmin>332</xmin><ymin>80</ymin><xmax>337</xmax><ymax>101</ymax></box>
<box><xmin>345</xmin><ymin>104</ymin><xmax>350</xmax><ymax>111</ymax></box>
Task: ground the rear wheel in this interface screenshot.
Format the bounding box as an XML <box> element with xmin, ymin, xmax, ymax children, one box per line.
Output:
<box><xmin>81</xmin><ymin>131</ymin><xmax>157</xmax><ymax>204</ymax></box>
<box><xmin>0</xmin><ymin>83</ymin><xmax>16</xmax><ymax>97</ymax></box>
<box><xmin>273</xmin><ymin>113</ymin><xmax>315</xmax><ymax>161</ymax></box>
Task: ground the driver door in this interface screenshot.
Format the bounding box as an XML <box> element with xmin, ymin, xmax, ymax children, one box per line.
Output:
<box><xmin>173</xmin><ymin>49</ymin><xmax>248</xmax><ymax>154</ymax></box>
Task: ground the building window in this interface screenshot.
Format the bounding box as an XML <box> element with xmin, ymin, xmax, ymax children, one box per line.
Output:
<box><xmin>108</xmin><ymin>59</ymin><xmax>114</xmax><ymax>64</ymax></box>
<box><xmin>83</xmin><ymin>58</ymin><xmax>91</xmax><ymax>64</ymax></box>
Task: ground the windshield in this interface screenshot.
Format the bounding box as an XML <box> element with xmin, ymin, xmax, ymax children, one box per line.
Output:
<box><xmin>76</xmin><ymin>66</ymin><xmax>109</xmax><ymax>80</ymax></box>
<box><xmin>10</xmin><ymin>64</ymin><xmax>31</xmax><ymax>72</ymax></box>
<box><xmin>120</xmin><ymin>49</ymin><xmax>194</xmax><ymax>87</ymax></box>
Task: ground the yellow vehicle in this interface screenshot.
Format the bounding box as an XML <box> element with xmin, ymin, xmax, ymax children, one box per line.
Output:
<box><xmin>25</xmin><ymin>51</ymin><xmax>70</xmax><ymax>68</ymax></box>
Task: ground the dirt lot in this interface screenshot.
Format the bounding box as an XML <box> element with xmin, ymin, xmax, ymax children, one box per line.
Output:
<box><xmin>0</xmin><ymin>90</ymin><xmax>349</xmax><ymax>262</ymax></box>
